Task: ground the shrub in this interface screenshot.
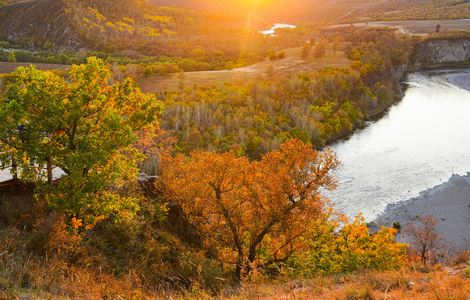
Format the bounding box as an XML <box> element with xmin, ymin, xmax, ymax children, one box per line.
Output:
<box><xmin>345</xmin><ymin>285</ymin><xmax>375</xmax><ymax>300</ymax></box>
<box><xmin>288</xmin><ymin>215</ymin><xmax>407</xmax><ymax>276</ymax></box>
<box><xmin>268</xmin><ymin>50</ymin><xmax>278</xmax><ymax>61</ymax></box>
<box><xmin>464</xmin><ymin>267</ymin><xmax>470</xmax><ymax>279</ymax></box>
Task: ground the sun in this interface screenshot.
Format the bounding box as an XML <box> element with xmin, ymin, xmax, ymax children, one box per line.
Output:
<box><xmin>240</xmin><ymin>0</ymin><xmax>271</xmax><ymax>7</ymax></box>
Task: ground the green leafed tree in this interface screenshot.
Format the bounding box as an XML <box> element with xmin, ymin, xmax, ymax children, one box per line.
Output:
<box><xmin>0</xmin><ymin>57</ymin><xmax>160</xmax><ymax>225</ymax></box>
<box><xmin>7</xmin><ymin>51</ymin><xmax>16</xmax><ymax>63</ymax></box>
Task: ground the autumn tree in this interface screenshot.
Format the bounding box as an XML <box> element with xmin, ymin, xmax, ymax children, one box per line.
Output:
<box><xmin>0</xmin><ymin>57</ymin><xmax>160</xmax><ymax>226</ymax></box>
<box><xmin>404</xmin><ymin>216</ymin><xmax>443</xmax><ymax>265</ymax></box>
<box><xmin>314</xmin><ymin>43</ymin><xmax>326</xmax><ymax>58</ymax></box>
<box><xmin>7</xmin><ymin>51</ymin><xmax>16</xmax><ymax>63</ymax></box>
<box><xmin>158</xmin><ymin>139</ymin><xmax>339</xmax><ymax>281</ymax></box>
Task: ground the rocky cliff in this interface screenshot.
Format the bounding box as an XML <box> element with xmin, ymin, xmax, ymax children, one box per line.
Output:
<box><xmin>412</xmin><ymin>37</ymin><xmax>470</xmax><ymax>68</ymax></box>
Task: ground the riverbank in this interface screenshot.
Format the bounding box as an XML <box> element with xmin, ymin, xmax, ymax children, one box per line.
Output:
<box><xmin>376</xmin><ymin>174</ymin><xmax>470</xmax><ymax>251</ymax></box>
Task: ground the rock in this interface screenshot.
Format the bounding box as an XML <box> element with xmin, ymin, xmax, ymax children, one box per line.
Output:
<box><xmin>366</xmin><ymin>222</ymin><xmax>382</xmax><ymax>234</ymax></box>
<box><xmin>137</xmin><ymin>173</ymin><xmax>159</xmax><ymax>197</ymax></box>
<box><xmin>413</xmin><ymin>38</ymin><xmax>470</xmax><ymax>67</ymax></box>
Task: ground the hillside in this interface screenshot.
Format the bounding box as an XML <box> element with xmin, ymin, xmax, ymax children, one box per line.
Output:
<box><xmin>1</xmin><ymin>1</ymin><xmax>470</xmax><ymax>298</ymax></box>
<box><xmin>0</xmin><ymin>0</ymin><xmax>83</xmax><ymax>50</ymax></box>
<box><xmin>0</xmin><ymin>0</ymin><xmax>255</xmax><ymax>57</ymax></box>
<box><xmin>1</xmin><ymin>0</ymin><xmax>468</xmax><ymax>57</ymax></box>
<box><xmin>150</xmin><ymin>0</ymin><xmax>470</xmax><ymax>23</ymax></box>
<box><xmin>0</xmin><ymin>0</ymin><xmax>197</xmax><ymax>51</ymax></box>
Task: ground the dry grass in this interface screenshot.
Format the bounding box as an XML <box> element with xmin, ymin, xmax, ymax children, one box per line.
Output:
<box><xmin>1</xmin><ymin>239</ymin><xmax>469</xmax><ymax>300</ymax></box>
<box><xmin>220</xmin><ymin>269</ymin><xmax>470</xmax><ymax>300</ymax></box>
<box><xmin>1</xmin><ymin>202</ymin><xmax>469</xmax><ymax>299</ymax></box>
<box><xmin>0</xmin><ymin>225</ymin><xmax>156</xmax><ymax>299</ymax></box>
<box><xmin>138</xmin><ymin>47</ymin><xmax>350</xmax><ymax>92</ymax></box>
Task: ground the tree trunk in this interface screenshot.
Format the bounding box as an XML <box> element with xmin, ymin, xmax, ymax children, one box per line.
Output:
<box><xmin>11</xmin><ymin>158</ymin><xmax>17</xmax><ymax>180</ymax></box>
<box><xmin>46</xmin><ymin>159</ymin><xmax>53</xmax><ymax>185</ymax></box>
<box><xmin>235</xmin><ymin>256</ymin><xmax>243</xmax><ymax>284</ymax></box>
<box><xmin>421</xmin><ymin>245</ymin><xmax>427</xmax><ymax>265</ymax></box>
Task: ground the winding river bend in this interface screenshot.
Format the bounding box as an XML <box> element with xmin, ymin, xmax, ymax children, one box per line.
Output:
<box><xmin>328</xmin><ymin>70</ymin><xmax>470</xmax><ymax>220</ymax></box>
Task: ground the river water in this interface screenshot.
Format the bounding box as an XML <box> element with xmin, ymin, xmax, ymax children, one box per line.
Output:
<box><xmin>327</xmin><ymin>70</ymin><xmax>470</xmax><ymax>221</ymax></box>
<box><xmin>260</xmin><ymin>23</ymin><xmax>296</xmax><ymax>36</ymax></box>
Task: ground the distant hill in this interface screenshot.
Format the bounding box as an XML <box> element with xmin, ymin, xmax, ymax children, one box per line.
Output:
<box><xmin>149</xmin><ymin>0</ymin><xmax>470</xmax><ymax>23</ymax></box>
<box><xmin>0</xmin><ymin>0</ymin><xmax>233</xmax><ymax>53</ymax></box>
<box><xmin>1</xmin><ymin>0</ymin><xmax>469</xmax><ymax>55</ymax></box>
<box><xmin>0</xmin><ymin>0</ymin><xmax>82</xmax><ymax>50</ymax></box>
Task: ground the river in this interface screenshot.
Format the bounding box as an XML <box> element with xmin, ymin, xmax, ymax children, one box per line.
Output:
<box><xmin>327</xmin><ymin>70</ymin><xmax>470</xmax><ymax>221</ymax></box>
<box><xmin>260</xmin><ymin>23</ymin><xmax>296</xmax><ymax>36</ymax></box>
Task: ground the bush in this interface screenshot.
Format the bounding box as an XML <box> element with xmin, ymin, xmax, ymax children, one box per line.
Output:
<box><xmin>345</xmin><ymin>285</ymin><xmax>375</xmax><ymax>300</ymax></box>
<box><xmin>288</xmin><ymin>215</ymin><xmax>407</xmax><ymax>276</ymax></box>
<box><xmin>464</xmin><ymin>267</ymin><xmax>470</xmax><ymax>279</ymax></box>
<box><xmin>268</xmin><ymin>50</ymin><xmax>278</xmax><ymax>61</ymax></box>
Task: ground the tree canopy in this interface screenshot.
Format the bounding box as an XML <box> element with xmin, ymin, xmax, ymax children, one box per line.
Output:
<box><xmin>158</xmin><ymin>139</ymin><xmax>339</xmax><ymax>280</ymax></box>
<box><xmin>0</xmin><ymin>57</ymin><xmax>160</xmax><ymax>225</ymax></box>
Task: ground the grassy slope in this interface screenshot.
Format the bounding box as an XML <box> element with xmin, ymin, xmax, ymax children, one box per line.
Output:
<box><xmin>222</xmin><ymin>269</ymin><xmax>470</xmax><ymax>299</ymax></box>
<box><xmin>139</xmin><ymin>47</ymin><xmax>350</xmax><ymax>91</ymax></box>
<box><xmin>3</xmin><ymin>267</ymin><xmax>469</xmax><ymax>298</ymax></box>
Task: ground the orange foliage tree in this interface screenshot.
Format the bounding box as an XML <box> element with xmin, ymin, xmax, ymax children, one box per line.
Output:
<box><xmin>158</xmin><ymin>139</ymin><xmax>339</xmax><ymax>281</ymax></box>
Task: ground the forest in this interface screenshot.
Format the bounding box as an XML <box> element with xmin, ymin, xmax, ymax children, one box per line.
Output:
<box><xmin>0</xmin><ymin>58</ymin><xmax>409</xmax><ymax>298</ymax></box>
<box><xmin>160</xmin><ymin>29</ymin><xmax>412</xmax><ymax>156</ymax></box>
<box><xmin>0</xmin><ymin>0</ymin><xmax>470</xmax><ymax>295</ymax></box>
<box><xmin>0</xmin><ymin>0</ymin><xmax>278</xmax><ymax>72</ymax></box>
<box><xmin>0</xmin><ymin>25</ymin><xmax>469</xmax><ymax>298</ymax></box>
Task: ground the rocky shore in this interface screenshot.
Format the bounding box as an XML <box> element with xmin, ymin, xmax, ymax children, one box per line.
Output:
<box><xmin>376</xmin><ymin>174</ymin><xmax>470</xmax><ymax>251</ymax></box>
